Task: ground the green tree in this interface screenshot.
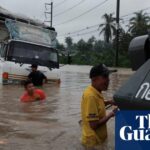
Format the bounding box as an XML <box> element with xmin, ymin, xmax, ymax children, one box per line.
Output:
<box><xmin>99</xmin><ymin>13</ymin><xmax>116</xmax><ymax>43</ymax></box>
<box><xmin>65</xmin><ymin>37</ymin><xmax>74</xmax><ymax>64</ymax></box>
<box><xmin>128</xmin><ymin>10</ymin><xmax>150</xmax><ymax>36</ymax></box>
<box><xmin>56</xmin><ymin>40</ymin><xmax>65</xmax><ymax>51</ymax></box>
<box><xmin>76</xmin><ymin>39</ymin><xmax>88</xmax><ymax>53</ymax></box>
<box><xmin>65</xmin><ymin>37</ymin><xmax>73</xmax><ymax>52</ymax></box>
<box><xmin>87</xmin><ymin>36</ymin><xmax>95</xmax><ymax>51</ymax></box>
<box><xmin>55</xmin><ymin>40</ymin><xmax>67</xmax><ymax>64</ymax></box>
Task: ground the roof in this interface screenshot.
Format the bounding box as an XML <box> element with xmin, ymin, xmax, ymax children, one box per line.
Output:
<box><xmin>0</xmin><ymin>6</ymin><xmax>52</xmax><ymax>29</ymax></box>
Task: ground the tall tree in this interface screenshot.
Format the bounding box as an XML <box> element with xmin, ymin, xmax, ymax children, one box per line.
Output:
<box><xmin>65</xmin><ymin>37</ymin><xmax>73</xmax><ymax>50</ymax></box>
<box><xmin>99</xmin><ymin>13</ymin><xmax>116</xmax><ymax>43</ymax></box>
<box><xmin>87</xmin><ymin>36</ymin><xmax>96</xmax><ymax>51</ymax></box>
<box><xmin>56</xmin><ymin>40</ymin><xmax>65</xmax><ymax>50</ymax></box>
<box><xmin>128</xmin><ymin>10</ymin><xmax>150</xmax><ymax>36</ymax></box>
<box><xmin>76</xmin><ymin>39</ymin><xmax>87</xmax><ymax>53</ymax></box>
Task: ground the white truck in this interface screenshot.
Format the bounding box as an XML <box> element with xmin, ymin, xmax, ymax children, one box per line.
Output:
<box><xmin>0</xmin><ymin>6</ymin><xmax>60</xmax><ymax>84</ymax></box>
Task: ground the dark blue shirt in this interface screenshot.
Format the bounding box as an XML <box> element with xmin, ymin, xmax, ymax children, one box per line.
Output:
<box><xmin>28</xmin><ymin>71</ymin><xmax>47</xmax><ymax>86</ymax></box>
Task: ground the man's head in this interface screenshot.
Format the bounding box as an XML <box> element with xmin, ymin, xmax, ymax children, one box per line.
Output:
<box><xmin>24</xmin><ymin>80</ymin><xmax>35</xmax><ymax>94</ymax></box>
<box><xmin>31</xmin><ymin>64</ymin><xmax>38</xmax><ymax>72</ymax></box>
<box><xmin>90</xmin><ymin>64</ymin><xmax>110</xmax><ymax>92</ymax></box>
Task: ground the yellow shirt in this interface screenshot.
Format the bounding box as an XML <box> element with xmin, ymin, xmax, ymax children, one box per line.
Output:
<box><xmin>81</xmin><ymin>85</ymin><xmax>107</xmax><ymax>147</ymax></box>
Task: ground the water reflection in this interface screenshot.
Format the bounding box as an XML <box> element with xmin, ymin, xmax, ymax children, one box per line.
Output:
<box><xmin>0</xmin><ymin>65</ymin><xmax>133</xmax><ymax>150</ymax></box>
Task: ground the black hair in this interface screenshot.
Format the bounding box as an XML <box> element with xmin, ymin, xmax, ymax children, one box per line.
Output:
<box><xmin>24</xmin><ymin>80</ymin><xmax>33</xmax><ymax>88</ymax></box>
<box><xmin>31</xmin><ymin>64</ymin><xmax>38</xmax><ymax>68</ymax></box>
<box><xmin>89</xmin><ymin>64</ymin><xmax>109</xmax><ymax>78</ymax></box>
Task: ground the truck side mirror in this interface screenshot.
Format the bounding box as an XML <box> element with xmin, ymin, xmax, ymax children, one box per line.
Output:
<box><xmin>129</xmin><ymin>35</ymin><xmax>150</xmax><ymax>71</ymax></box>
<box><xmin>113</xmin><ymin>33</ymin><xmax>150</xmax><ymax>110</ymax></box>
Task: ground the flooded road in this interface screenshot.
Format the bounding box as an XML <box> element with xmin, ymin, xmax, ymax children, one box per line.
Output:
<box><xmin>0</xmin><ymin>65</ymin><xmax>133</xmax><ymax>150</ymax></box>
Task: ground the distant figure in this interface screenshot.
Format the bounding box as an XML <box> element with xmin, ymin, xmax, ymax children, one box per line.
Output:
<box><xmin>81</xmin><ymin>64</ymin><xmax>117</xmax><ymax>149</ymax></box>
<box><xmin>28</xmin><ymin>64</ymin><xmax>47</xmax><ymax>86</ymax></box>
<box><xmin>20</xmin><ymin>80</ymin><xmax>46</xmax><ymax>103</ymax></box>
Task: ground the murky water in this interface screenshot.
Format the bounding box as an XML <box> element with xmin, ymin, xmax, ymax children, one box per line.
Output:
<box><xmin>0</xmin><ymin>65</ymin><xmax>133</xmax><ymax>150</ymax></box>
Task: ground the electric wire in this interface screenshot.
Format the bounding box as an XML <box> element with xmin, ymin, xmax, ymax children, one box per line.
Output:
<box><xmin>54</xmin><ymin>0</ymin><xmax>86</xmax><ymax>17</ymax></box>
<box><xmin>54</xmin><ymin>0</ymin><xmax>109</xmax><ymax>26</ymax></box>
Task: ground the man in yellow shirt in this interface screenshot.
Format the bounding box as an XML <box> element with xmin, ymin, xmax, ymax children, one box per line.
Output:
<box><xmin>81</xmin><ymin>64</ymin><xmax>117</xmax><ymax>149</ymax></box>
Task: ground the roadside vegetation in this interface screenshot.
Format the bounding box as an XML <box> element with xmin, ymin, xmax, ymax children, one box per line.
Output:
<box><xmin>56</xmin><ymin>11</ymin><xmax>150</xmax><ymax>67</ymax></box>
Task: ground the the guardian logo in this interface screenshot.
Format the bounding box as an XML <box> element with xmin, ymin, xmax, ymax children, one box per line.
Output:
<box><xmin>115</xmin><ymin>111</ymin><xmax>150</xmax><ymax>150</ymax></box>
<box><xmin>120</xmin><ymin>114</ymin><xmax>150</xmax><ymax>141</ymax></box>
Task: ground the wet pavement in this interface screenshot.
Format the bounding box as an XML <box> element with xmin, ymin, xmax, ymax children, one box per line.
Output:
<box><xmin>0</xmin><ymin>65</ymin><xmax>133</xmax><ymax>150</ymax></box>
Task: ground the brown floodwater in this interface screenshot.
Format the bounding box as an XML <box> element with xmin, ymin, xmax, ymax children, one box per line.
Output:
<box><xmin>0</xmin><ymin>65</ymin><xmax>133</xmax><ymax>150</ymax></box>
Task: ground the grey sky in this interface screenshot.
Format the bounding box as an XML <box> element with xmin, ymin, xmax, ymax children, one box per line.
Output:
<box><xmin>0</xmin><ymin>0</ymin><xmax>150</xmax><ymax>44</ymax></box>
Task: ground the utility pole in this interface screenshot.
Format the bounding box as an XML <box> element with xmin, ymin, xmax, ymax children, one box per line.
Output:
<box><xmin>115</xmin><ymin>0</ymin><xmax>120</xmax><ymax>66</ymax></box>
<box><xmin>51</xmin><ymin>2</ymin><xmax>53</xmax><ymax>27</ymax></box>
<box><xmin>44</xmin><ymin>2</ymin><xmax>53</xmax><ymax>27</ymax></box>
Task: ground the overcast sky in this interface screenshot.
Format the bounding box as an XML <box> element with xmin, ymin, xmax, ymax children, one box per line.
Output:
<box><xmin>0</xmin><ymin>0</ymin><xmax>150</xmax><ymax>44</ymax></box>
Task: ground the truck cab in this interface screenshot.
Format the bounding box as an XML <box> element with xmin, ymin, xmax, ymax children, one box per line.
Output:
<box><xmin>0</xmin><ymin>7</ymin><xmax>60</xmax><ymax>85</ymax></box>
<box><xmin>0</xmin><ymin>40</ymin><xmax>60</xmax><ymax>84</ymax></box>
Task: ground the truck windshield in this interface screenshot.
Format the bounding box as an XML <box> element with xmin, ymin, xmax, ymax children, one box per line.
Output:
<box><xmin>7</xmin><ymin>41</ymin><xmax>59</xmax><ymax>68</ymax></box>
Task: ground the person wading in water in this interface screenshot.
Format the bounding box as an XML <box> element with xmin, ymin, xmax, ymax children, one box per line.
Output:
<box><xmin>81</xmin><ymin>64</ymin><xmax>117</xmax><ymax>150</ymax></box>
<box><xmin>20</xmin><ymin>80</ymin><xmax>46</xmax><ymax>102</ymax></box>
<box><xmin>28</xmin><ymin>64</ymin><xmax>47</xmax><ymax>87</ymax></box>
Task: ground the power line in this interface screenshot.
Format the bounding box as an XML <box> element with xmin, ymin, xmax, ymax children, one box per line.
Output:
<box><xmin>57</xmin><ymin>29</ymin><xmax>99</xmax><ymax>39</ymax></box>
<box><xmin>120</xmin><ymin>12</ymin><xmax>150</xmax><ymax>24</ymax></box>
<box><xmin>57</xmin><ymin>11</ymin><xmax>129</xmax><ymax>37</ymax></box>
<box><xmin>57</xmin><ymin>6</ymin><xmax>150</xmax><ymax>38</ymax></box>
<box><xmin>116</xmin><ymin>6</ymin><xmax>150</xmax><ymax>25</ymax></box>
<box><xmin>54</xmin><ymin>0</ymin><xmax>68</xmax><ymax>8</ymax></box>
<box><xmin>121</xmin><ymin>6</ymin><xmax>150</xmax><ymax>18</ymax></box>
<box><xmin>58</xmin><ymin>23</ymin><xmax>100</xmax><ymax>37</ymax></box>
<box><xmin>54</xmin><ymin>0</ymin><xmax>86</xmax><ymax>17</ymax></box>
<box><xmin>54</xmin><ymin>0</ymin><xmax>109</xmax><ymax>26</ymax></box>
<box><xmin>56</xmin><ymin>13</ymin><xmax>135</xmax><ymax>37</ymax></box>
<box><xmin>69</xmin><ymin>29</ymin><xmax>99</xmax><ymax>37</ymax></box>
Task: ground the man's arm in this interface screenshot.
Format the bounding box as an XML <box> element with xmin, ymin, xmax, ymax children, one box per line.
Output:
<box><xmin>104</xmin><ymin>100</ymin><xmax>116</xmax><ymax>106</ymax></box>
<box><xmin>89</xmin><ymin>106</ymin><xmax>118</xmax><ymax>130</ymax></box>
<box><xmin>36</xmin><ymin>89</ymin><xmax>46</xmax><ymax>100</ymax></box>
<box><xmin>89</xmin><ymin>111</ymin><xmax>115</xmax><ymax>130</ymax></box>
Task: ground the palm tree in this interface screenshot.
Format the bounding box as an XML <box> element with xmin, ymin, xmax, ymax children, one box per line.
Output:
<box><xmin>128</xmin><ymin>10</ymin><xmax>150</xmax><ymax>36</ymax></box>
<box><xmin>99</xmin><ymin>13</ymin><xmax>116</xmax><ymax>43</ymax></box>
<box><xmin>65</xmin><ymin>36</ymin><xmax>73</xmax><ymax>50</ymax></box>
<box><xmin>65</xmin><ymin>37</ymin><xmax>73</xmax><ymax>64</ymax></box>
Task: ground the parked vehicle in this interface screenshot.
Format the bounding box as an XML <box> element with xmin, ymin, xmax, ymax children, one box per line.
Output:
<box><xmin>0</xmin><ymin>6</ymin><xmax>60</xmax><ymax>84</ymax></box>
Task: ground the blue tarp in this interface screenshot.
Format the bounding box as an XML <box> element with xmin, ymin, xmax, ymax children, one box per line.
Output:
<box><xmin>5</xmin><ymin>19</ymin><xmax>57</xmax><ymax>47</ymax></box>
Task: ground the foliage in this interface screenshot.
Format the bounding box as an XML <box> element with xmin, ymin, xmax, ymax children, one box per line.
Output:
<box><xmin>99</xmin><ymin>13</ymin><xmax>116</xmax><ymax>43</ymax></box>
<box><xmin>128</xmin><ymin>11</ymin><xmax>150</xmax><ymax>37</ymax></box>
<box><xmin>56</xmin><ymin>11</ymin><xmax>150</xmax><ymax>68</ymax></box>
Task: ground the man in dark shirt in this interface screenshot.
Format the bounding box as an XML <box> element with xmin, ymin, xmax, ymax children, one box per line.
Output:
<box><xmin>28</xmin><ymin>64</ymin><xmax>47</xmax><ymax>86</ymax></box>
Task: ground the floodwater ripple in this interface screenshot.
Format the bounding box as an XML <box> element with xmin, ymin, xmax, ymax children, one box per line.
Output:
<box><xmin>0</xmin><ymin>65</ymin><xmax>133</xmax><ymax>150</ymax></box>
